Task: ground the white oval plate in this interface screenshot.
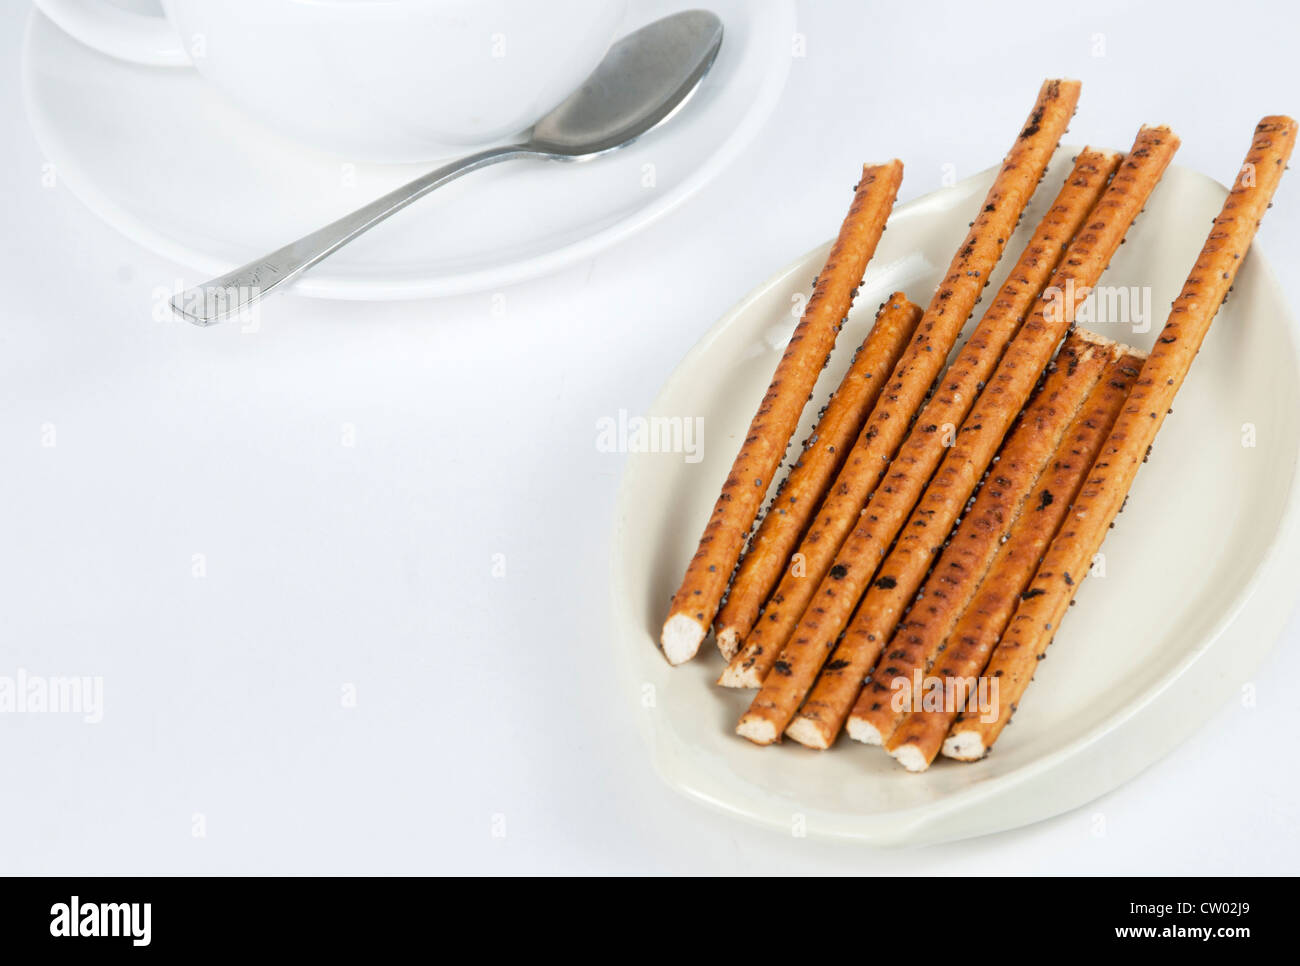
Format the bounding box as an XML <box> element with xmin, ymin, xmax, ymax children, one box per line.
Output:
<box><xmin>20</xmin><ymin>0</ymin><xmax>793</xmax><ymax>300</ymax></box>
<box><xmin>612</xmin><ymin>148</ymin><xmax>1300</xmax><ymax>845</ymax></box>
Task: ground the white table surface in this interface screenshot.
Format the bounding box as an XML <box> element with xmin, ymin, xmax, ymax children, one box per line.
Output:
<box><xmin>2</xmin><ymin>0</ymin><xmax>1298</xmax><ymax>875</ymax></box>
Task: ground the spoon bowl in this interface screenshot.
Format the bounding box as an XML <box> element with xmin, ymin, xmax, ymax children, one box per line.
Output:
<box><xmin>530</xmin><ymin>10</ymin><xmax>723</xmax><ymax>158</ymax></box>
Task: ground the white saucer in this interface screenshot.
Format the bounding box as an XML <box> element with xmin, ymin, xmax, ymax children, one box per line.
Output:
<box><xmin>20</xmin><ymin>0</ymin><xmax>794</xmax><ymax>300</ymax></box>
<box><xmin>612</xmin><ymin>149</ymin><xmax>1300</xmax><ymax>844</ymax></box>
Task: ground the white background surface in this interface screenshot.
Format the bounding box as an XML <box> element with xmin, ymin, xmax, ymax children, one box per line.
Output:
<box><xmin>2</xmin><ymin>0</ymin><xmax>1298</xmax><ymax>874</ymax></box>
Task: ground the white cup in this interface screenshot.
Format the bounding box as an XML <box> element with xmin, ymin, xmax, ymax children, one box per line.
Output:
<box><xmin>33</xmin><ymin>0</ymin><xmax>629</xmax><ymax>163</ymax></box>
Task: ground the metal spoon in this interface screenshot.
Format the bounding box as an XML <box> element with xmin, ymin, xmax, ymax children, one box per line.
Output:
<box><xmin>171</xmin><ymin>10</ymin><xmax>724</xmax><ymax>325</ymax></box>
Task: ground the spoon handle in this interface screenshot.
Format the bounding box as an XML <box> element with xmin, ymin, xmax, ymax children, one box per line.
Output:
<box><xmin>171</xmin><ymin>144</ymin><xmax>531</xmax><ymax>326</ymax></box>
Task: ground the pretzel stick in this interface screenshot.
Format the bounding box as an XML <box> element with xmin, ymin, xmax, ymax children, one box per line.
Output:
<box><xmin>763</xmin><ymin>126</ymin><xmax>1178</xmax><ymax>748</ymax></box>
<box><xmin>944</xmin><ymin>115</ymin><xmax>1297</xmax><ymax>760</ymax></box>
<box><xmin>719</xmin><ymin>82</ymin><xmax>1086</xmax><ymax>690</ymax></box>
<box><xmin>885</xmin><ymin>347</ymin><xmax>1144</xmax><ymax>771</ymax></box>
<box><xmin>714</xmin><ymin>293</ymin><xmax>923</xmax><ymax>659</ymax></box>
<box><xmin>660</xmin><ymin>160</ymin><xmax>903</xmax><ymax>665</ymax></box>
<box><xmin>845</xmin><ymin>330</ymin><xmax>1116</xmax><ymax>746</ymax></box>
